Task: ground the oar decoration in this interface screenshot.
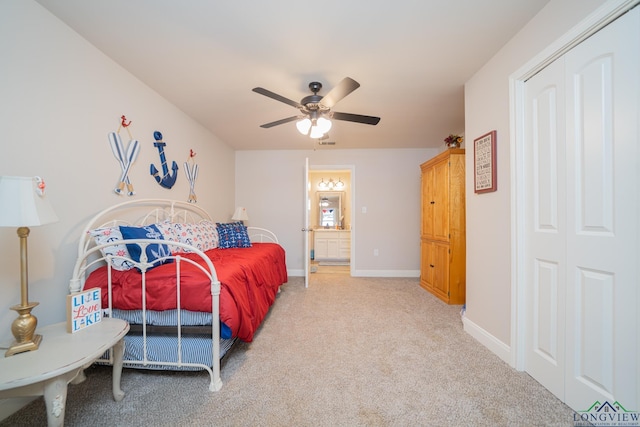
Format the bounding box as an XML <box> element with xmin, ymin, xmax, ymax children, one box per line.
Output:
<box><xmin>184</xmin><ymin>149</ymin><xmax>198</xmax><ymax>203</ymax></box>
<box><xmin>108</xmin><ymin>115</ymin><xmax>140</xmax><ymax>196</ymax></box>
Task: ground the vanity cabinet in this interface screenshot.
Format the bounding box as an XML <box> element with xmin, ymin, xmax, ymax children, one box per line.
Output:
<box><xmin>420</xmin><ymin>149</ymin><xmax>465</xmax><ymax>304</ymax></box>
<box><xmin>314</xmin><ymin>230</ymin><xmax>351</xmax><ymax>261</ymax></box>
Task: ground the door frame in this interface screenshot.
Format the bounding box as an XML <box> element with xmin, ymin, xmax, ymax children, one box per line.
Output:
<box><xmin>509</xmin><ymin>0</ymin><xmax>638</xmax><ymax>370</ymax></box>
<box><xmin>304</xmin><ymin>157</ymin><xmax>310</xmax><ymax>288</ymax></box>
<box><xmin>309</xmin><ymin>163</ymin><xmax>356</xmax><ymax>276</ymax></box>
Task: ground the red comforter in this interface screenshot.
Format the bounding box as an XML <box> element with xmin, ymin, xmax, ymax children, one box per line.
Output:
<box><xmin>83</xmin><ymin>243</ymin><xmax>287</xmax><ymax>342</ymax></box>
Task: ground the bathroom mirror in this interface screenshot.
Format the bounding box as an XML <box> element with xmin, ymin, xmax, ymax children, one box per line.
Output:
<box><xmin>317</xmin><ymin>192</ymin><xmax>343</xmax><ymax>228</ymax></box>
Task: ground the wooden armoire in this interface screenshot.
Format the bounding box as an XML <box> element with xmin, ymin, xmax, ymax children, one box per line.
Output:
<box><xmin>420</xmin><ymin>148</ymin><xmax>466</xmax><ymax>304</ymax></box>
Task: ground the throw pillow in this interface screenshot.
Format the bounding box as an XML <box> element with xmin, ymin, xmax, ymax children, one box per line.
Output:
<box><xmin>119</xmin><ymin>224</ymin><xmax>173</xmax><ymax>269</ymax></box>
<box><xmin>153</xmin><ymin>220</ymin><xmax>178</xmax><ymax>243</ymax></box>
<box><xmin>172</xmin><ymin>220</ymin><xmax>219</xmax><ymax>252</ymax></box>
<box><xmin>216</xmin><ymin>222</ymin><xmax>252</xmax><ymax>249</ymax></box>
<box><xmin>88</xmin><ymin>227</ymin><xmax>134</xmax><ymax>271</ymax></box>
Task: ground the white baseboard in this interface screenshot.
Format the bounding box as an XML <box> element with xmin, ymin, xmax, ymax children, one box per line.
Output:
<box><xmin>352</xmin><ymin>270</ymin><xmax>420</xmax><ymax>278</ymax></box>
<box><xmin>0</xmin><ymin>397</ymin><xmax>36</xmax><ymax>422</ymax></box>
<box><xmin>462</xmin><ymin>316</ymin><xmax>512</xmax><ymax>366</ymax></box>
<box><xmin>288</xmin><ymin>269</ymin><xmax>420</xmax><ymax>278</ymax></box>
<box><xmin>288</xmin><ymin>269</ymin><xmax>304</xmax><ymax>277</ymax></box>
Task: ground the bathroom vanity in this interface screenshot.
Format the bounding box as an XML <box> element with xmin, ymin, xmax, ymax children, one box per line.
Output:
<box><xmin>313</xmin><ymin>229</ymin><xmax>351</xmax><ymax>261</ymax></box>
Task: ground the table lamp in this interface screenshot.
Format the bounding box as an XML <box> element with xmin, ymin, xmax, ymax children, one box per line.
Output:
<box><xmin>0</xmin><ymin>176</ymin><xmax>58</xmax><ymax>357</ymax></box>
<box><xmin>231</xmin><ymin>207</ymin><xmax>249</xmax><ymax>223</ymax></box>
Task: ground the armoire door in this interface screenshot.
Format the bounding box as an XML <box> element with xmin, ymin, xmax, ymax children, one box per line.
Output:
<box><xmin>432</xmin><ymin>159</ymin><xmax>450</xmax><ymax>242</ymax></box>
<box><xmin>422</xmin><ymin>165</ymin><xmax>435</xmax><ymax>239</ymax></box>
<box><xmin>524</xmin><ymin>6</ymin><xmax>638</xmax><ymax>411</ymax></box>
<box><xmin>431</xmin><ymin>241</ymin><xmax>450</xmax><ymax>300</ymax></box>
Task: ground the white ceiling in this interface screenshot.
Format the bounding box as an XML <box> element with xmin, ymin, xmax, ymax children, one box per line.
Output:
<box><xmin>35</xmin><ymin>0</ymin><xmax>549</xmax><ymax>150</ymax></box>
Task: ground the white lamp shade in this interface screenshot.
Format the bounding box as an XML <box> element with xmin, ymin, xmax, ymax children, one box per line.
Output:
<box><xmin>0</xmin><ymin>176</ymin><xmax>58</xmax><ymax>227</ymax></box>
<box><xmin>309</xmin><ymin>126</ymin><xmax>325</xmax><ymax>139</ymax></box>
<box><xmin>316</xmin><ymin>117</ymin><xmax>332</xmax><ymax>134</ymax></box>
<box><xmin>296</xmin><ymin>118</ymin><xmax>312</xmax><ymax>135</ymax></box>
<box><xmin>231</xmin><ymin>207</ymin><xmax>249</xmax><ymax>221</ymax></box>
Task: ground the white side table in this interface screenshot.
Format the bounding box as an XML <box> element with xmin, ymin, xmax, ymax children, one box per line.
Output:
<box><xmin>0</xmin><ymin>318</ymin><xmax>129</xmax><ymax>426</ymax></box>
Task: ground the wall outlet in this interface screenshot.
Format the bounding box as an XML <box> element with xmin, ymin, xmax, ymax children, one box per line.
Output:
<box><xmin>374</xmin><ymin>249</ymin><xmax>379</xmax><ymax>256</ymax></box>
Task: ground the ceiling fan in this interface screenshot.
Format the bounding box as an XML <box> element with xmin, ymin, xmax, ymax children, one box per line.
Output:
<box><xmin>252</xmin><ymin>77</ymin><xmax>380</xmax><ymax>138</ymax></box>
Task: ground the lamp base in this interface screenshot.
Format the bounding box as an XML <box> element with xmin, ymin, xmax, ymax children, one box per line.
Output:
<box><xmin>5</xmin><ymin>302</ymin><xmax>41</xmax><ymax>357</ymax></box>
<box><xmin>5</xmin><ymin>334</ymin><xmax>42</xmax><ymax>357</ymax></box>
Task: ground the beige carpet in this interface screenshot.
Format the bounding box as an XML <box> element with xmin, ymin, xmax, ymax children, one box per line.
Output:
<box><xmin>1</xmin><ymin>275</ymin><xmax>576</xmax><ymax>426</ymax></box>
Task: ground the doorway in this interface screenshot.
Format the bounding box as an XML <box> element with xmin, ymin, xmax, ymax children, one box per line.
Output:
<box><xmin>308</xmin><ymin>166</ymin><xmax>353</xmax><ymax>276</ymax></box>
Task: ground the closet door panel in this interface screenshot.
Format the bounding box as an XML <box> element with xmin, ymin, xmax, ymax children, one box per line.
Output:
<box><xmin>524</xmin><ymin>57</ymin><xmax>566</xmax><ymax>400</ymax></box>
<box><xmin>563</xmin><ymin>7</ymin><xmax>638</xmax><ymax>410</ymax></box>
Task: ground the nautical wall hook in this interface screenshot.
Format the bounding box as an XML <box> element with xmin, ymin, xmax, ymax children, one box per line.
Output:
<box><xmin>150</xmin><ymin>130</ymin><xmax>179</xmax><ymax>189</ymax></box>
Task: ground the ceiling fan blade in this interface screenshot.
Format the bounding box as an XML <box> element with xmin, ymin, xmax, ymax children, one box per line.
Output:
<box><xmin>331</xmin><ymin>111</ymin><xmax>380</xmax><ymax>125</ymax></box>
<box><xmin>253</xmin><ymin>87</ymin><xmax>303</xmax><ymax>109</ymax></box>
<box><xmin>259</xmin><ymin>116</ymin><xmax>300</xmax><ymax>128</ymax></box>
<box><xmin>319</xmin><ymin>77</ymin><xmax>360</xmax><ymax>109</ymax></box>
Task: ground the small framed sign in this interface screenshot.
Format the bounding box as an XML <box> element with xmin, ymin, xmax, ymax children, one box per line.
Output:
<box><xmin>474</xmin><ymin>130</ymin><xmax>497</xmax><ymax>193</ymax></box>
<box><xmin>67</xmin><ymin>287</ymin><xmax>102</xmax><ymax>333</ymax></box>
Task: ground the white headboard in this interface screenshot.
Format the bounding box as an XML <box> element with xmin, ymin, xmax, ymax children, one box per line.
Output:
<box><xmin>77</xmin><ymin>199</ymin><xmax>212</xmax><ymax>258</ymax></box>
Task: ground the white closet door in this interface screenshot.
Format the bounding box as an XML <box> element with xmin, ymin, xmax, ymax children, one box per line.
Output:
<box><xmin>524</xmin><ymin>56</ymin><xmax>567</xmax><ymax>400</ymax></box>
<box><xmin>563</xmin><ymin>7</ymin><xmax>638</xmax><ymax>410</ymax></box>
<box><xmin>524</xmin><ymin>6</ymin><xmax>638</xmax><ymax>410</ymax></box>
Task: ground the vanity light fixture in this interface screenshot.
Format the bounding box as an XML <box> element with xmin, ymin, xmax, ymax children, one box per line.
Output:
<box><xmin>317</xmin><ymin>178</ymin><xmax>345</xmax><ymax>190</ymax></box>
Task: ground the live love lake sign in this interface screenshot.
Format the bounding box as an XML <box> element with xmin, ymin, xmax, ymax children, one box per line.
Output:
<box><xmin>66</xmin><ymin>287</ymin><xmax>102</xmax><ymax>333</ymax></box>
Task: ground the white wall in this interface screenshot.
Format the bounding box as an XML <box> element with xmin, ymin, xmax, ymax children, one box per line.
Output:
<box><xmin>463</xmin><ymin>0</ymin><xmax>608</xmax><ymax>350</ymax></box>
<box><xmin>235</xmin><ymin>148</ymin><xmax>437</xmax><ymax>277</ymax></box>
<box><xmin>0</xmin><ymin>0</ymin><xmax>235</xmax><ymax>351</ymax></box>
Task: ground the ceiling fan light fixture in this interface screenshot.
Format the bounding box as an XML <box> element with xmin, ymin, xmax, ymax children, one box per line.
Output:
<box><xmin>297</xmin><ymin>116</ymin><xmax>331</xmax><ymax>139</ymax></box>
<box><xmin>296</xmin><ymin>118</ymin><xmax>312</xmax><ymax>135</ymax></box>
<box><xmin>316</xmin><ymin>117</ymin><xmax>332</xmax><ymax>134</ymax></box>
<box><xmin>309</xmin><ymin>125</ymin><xmax>326</xmax><ymax>139</ymax></box>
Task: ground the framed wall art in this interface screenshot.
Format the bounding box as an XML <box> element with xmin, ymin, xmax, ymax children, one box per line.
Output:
<box><xmin>473</xmin><ymin>130</ymin><xmax>497</xmax><ymax>193</ymax></box>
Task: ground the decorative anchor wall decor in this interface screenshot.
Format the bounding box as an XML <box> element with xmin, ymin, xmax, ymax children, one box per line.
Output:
<box><xmin>108</xmin><ymin>115</ymin><xmax>140</xmax><ymax>196</ymax></box>
<box><xmin>150</xmin><ymin>130</ymin><xmax>179</xmax><ymax>189</ymax></box>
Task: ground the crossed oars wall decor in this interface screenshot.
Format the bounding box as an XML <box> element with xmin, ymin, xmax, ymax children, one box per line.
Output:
<box><xmin>184</xmin><ymin>149</ymin><xmax>198</xmax><ymax>203</ymax></box>
<box><xmin>108</xmin><ymin>115</ymin><xmax>140</xmax><ymax>196</ymax></box>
